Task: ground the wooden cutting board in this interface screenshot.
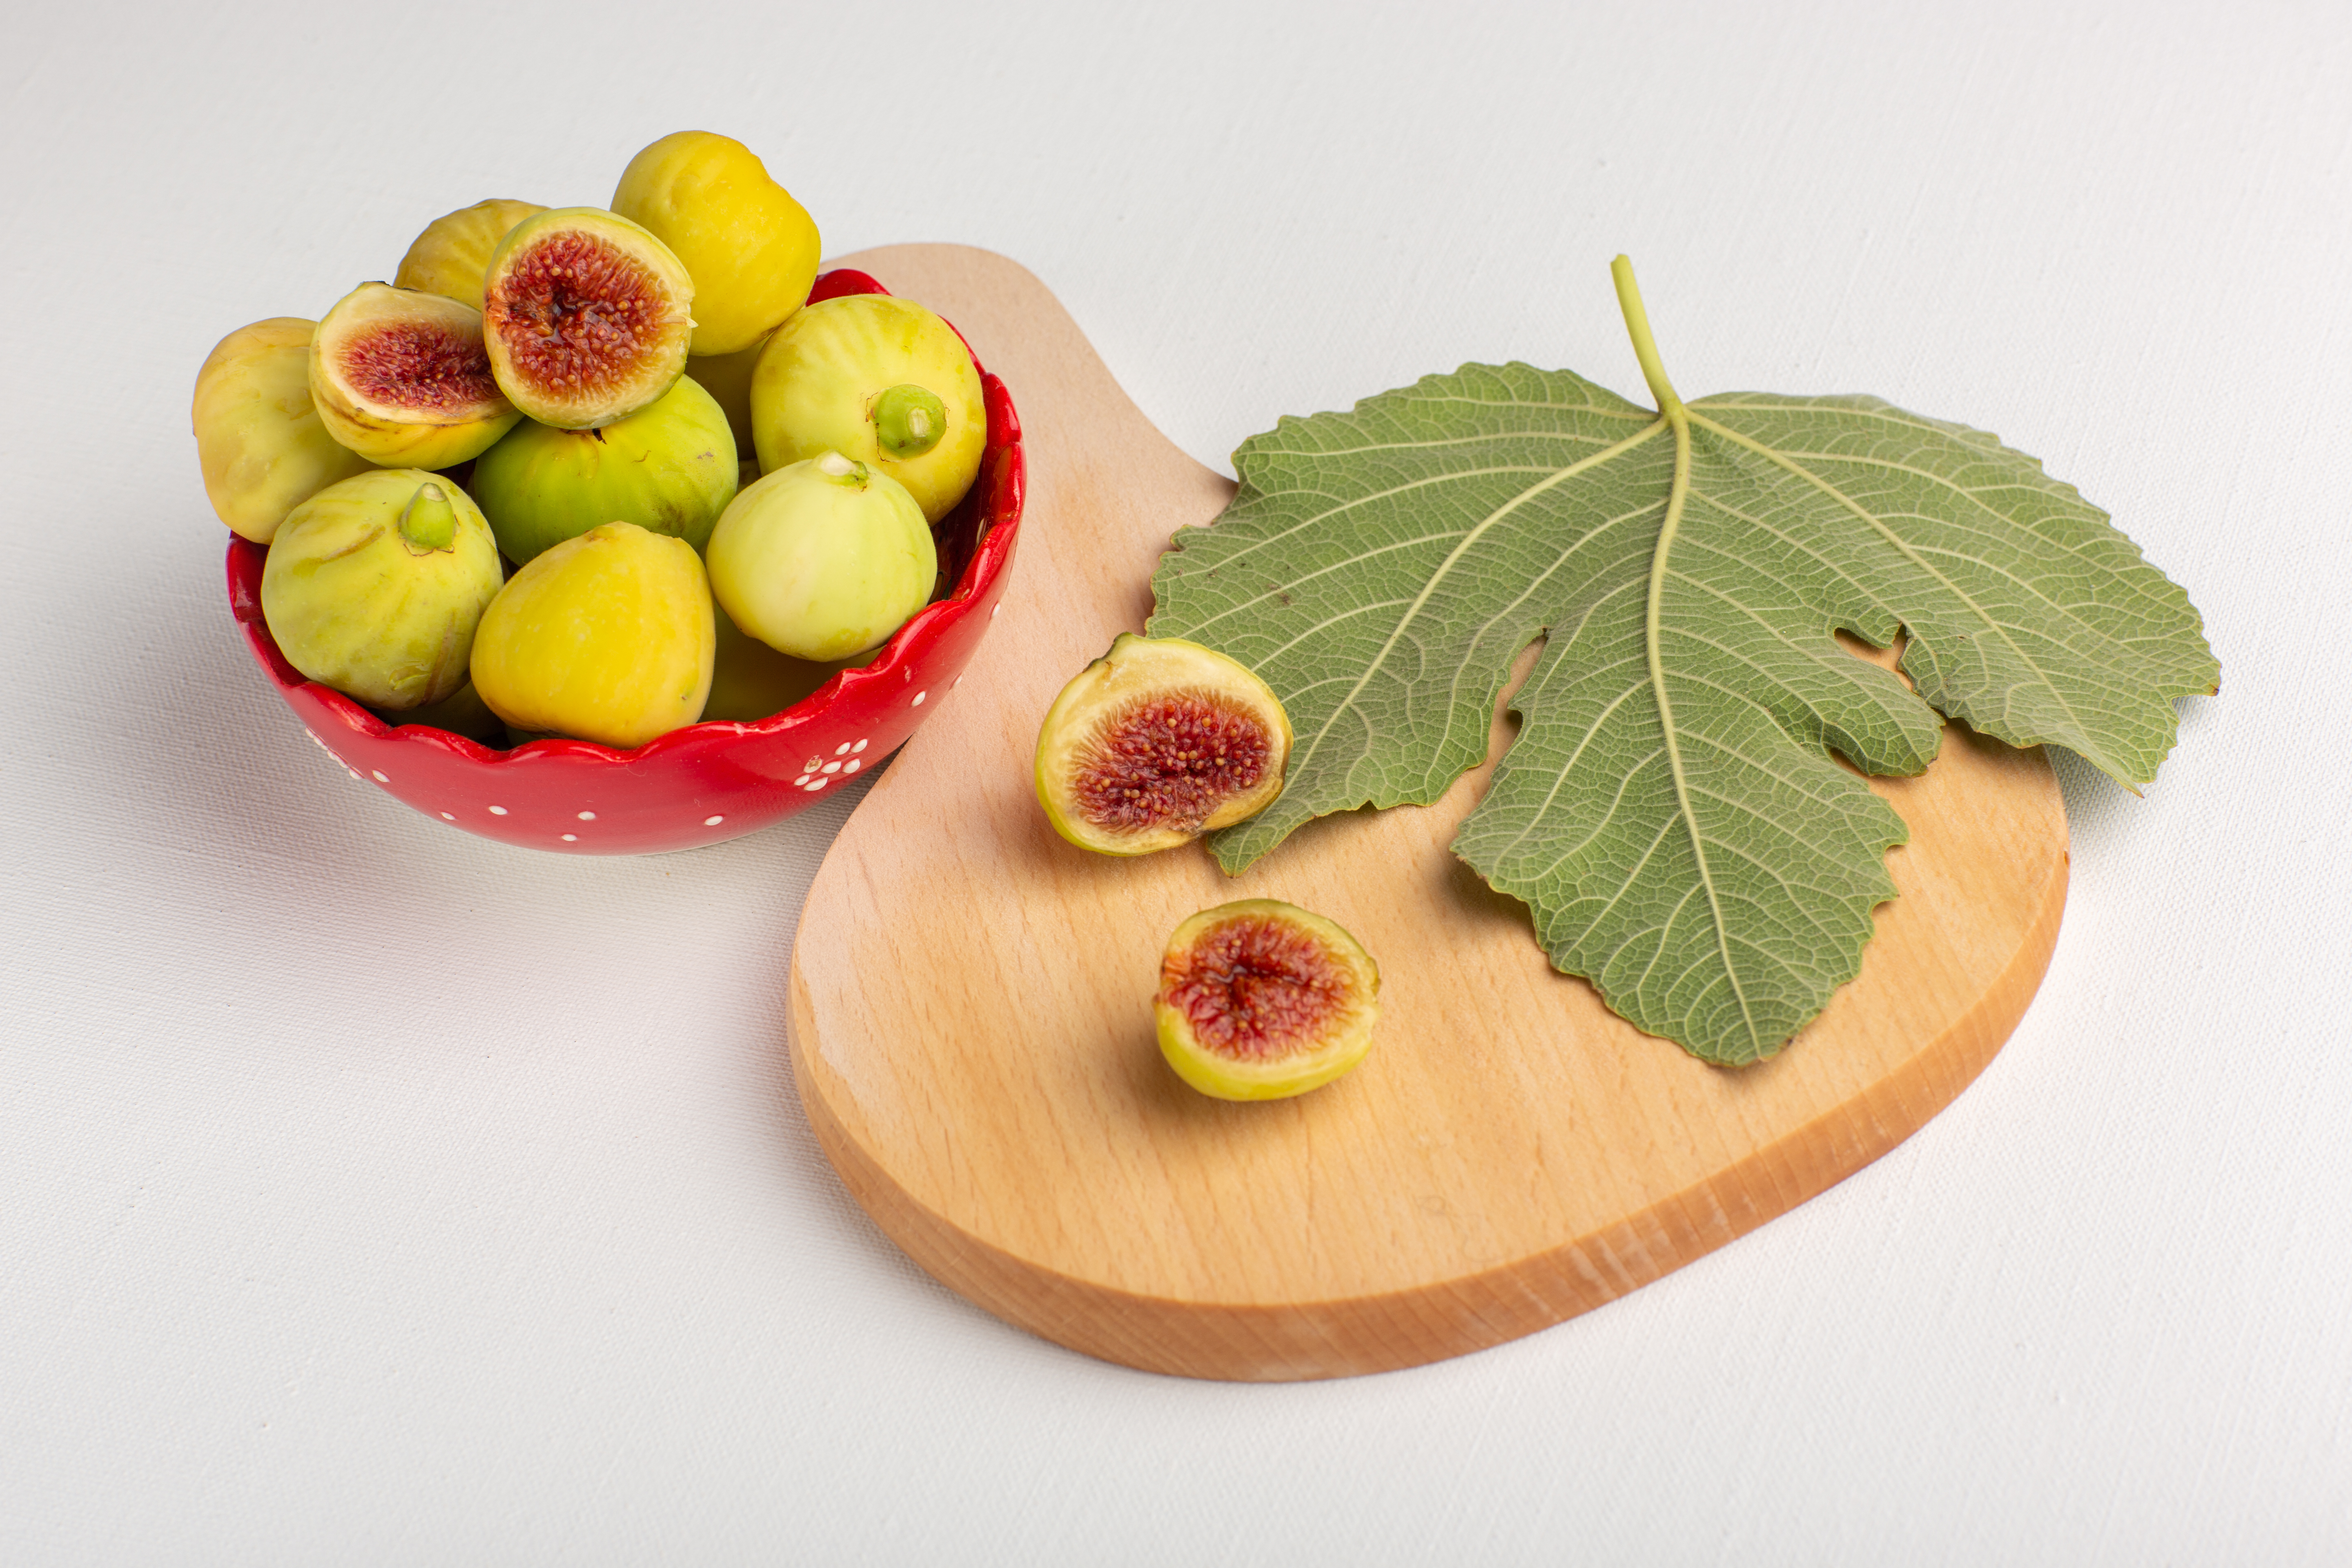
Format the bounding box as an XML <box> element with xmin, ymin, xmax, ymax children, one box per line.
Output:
<box><xmin>787</xmin><ymin>244</ymin><xmax>2068</xmax><ymax>1381</ymax></box>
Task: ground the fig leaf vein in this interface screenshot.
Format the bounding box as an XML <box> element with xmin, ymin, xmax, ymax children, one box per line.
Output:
<box><xmin>1147</xmin><ymin>258</ymin><xmax>2216</xmax><ymax>1065</ymax></box>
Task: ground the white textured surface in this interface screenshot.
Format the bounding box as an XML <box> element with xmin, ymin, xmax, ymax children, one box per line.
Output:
<box><xmin>3</xmin><ymin>1</ymin><xmax>2348</xmax><ymax>1562</ymax></box>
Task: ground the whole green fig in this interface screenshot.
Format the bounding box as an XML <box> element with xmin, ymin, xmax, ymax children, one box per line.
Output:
<box><xmin>706</xmin><ymin>452</ymin><xmax>935</xmax><ymax>662</ymax></box>
<box><xmin>470</xmin><ymin>374</ymin><xmax>738</xmax><ymax>564</ymax></box>
<box><xmin>261</xmin><ymin>470</ymin><xmax>504</xmax><ymax>711</ymax></box>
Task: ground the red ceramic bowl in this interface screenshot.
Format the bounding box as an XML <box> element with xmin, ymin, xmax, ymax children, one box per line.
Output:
<box><xmin>227</xmin><ymin>268</ymin><xmax>1025</xmax><ymax>855</ymax></box>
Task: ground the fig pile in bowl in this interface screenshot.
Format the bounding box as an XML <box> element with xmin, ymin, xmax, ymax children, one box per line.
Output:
<box><xmin>202</xmin><ymin>132</ymin><xmax>1026</xmax><ymax>853</ymax></box>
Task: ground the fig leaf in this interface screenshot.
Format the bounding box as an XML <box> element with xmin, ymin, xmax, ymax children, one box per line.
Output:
<box><xmin>1148</xmin><ymin>259</ymin><xmax>2216</xmax><ymax>1066</ymax></box>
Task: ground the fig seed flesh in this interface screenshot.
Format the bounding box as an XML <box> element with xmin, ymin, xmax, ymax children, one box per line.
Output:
<box><xmin>310</xmin><ymin>284</ymin><xmax>520</xmax><ymax>469</ymax></box>
<box><xmin>498</xmin><ymin>238</ymin><xmax>660</xmax><ymax>386</ymax></box>
<box><xmin>1070</xmin><ymin>690</ymin><xmax>1274</xmax><ymax>835</ymax></box>
<box><xmin>1034</xmin><ymin>635</ymin><xmax>1292</xmax><ymax>856</ymax></box>
<box><xmin>340</xmin><ymin>320</ymin><xmax>501</xmax><ymax>415</ymax></box>
<box><xmin>1156</xmin><ymin>900</ymin><xmax>1380</xmax><ymax>1101</ymax></box>
<box><xmin>481</xmin><ymin>208</ymin><xmax>694</xmax><ymax>430</ymax></box>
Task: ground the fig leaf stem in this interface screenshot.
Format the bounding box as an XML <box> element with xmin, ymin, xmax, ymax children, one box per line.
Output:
<box><xmin>1611</xmin><ymin>256</ymin><xmax>1684</xmax><ymax>422</ymax></box>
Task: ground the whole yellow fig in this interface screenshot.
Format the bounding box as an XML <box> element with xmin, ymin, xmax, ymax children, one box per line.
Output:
<box><xmin>612</xmin><ymin>131</ymin><xmax>821</xmax><ymax>357</ymax></box>
<box><xmin>750</xmin><ymin>294</ymin><xmax>985</xmax><ymax>523</ymax></box>
<box><xmin>469</xmin><ymin>522</ymin><xmax>715</xmax><ymax>748</ymax></box>
<box><xmin>394</xmin><ymin>198</ymin><xmax>547</xmax><ymax>311</ymax></box>
<box><xmin>192</xmin><ymin>318</ymin><xmax>375</xmax><ymax>542</ymax></box>
<box><xmin>260</xmin><ymin>470</ymin><xmax>504</xmax><ymax>711</ymax></box>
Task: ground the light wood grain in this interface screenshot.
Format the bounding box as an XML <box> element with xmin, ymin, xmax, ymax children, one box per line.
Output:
<box><xmin>788</xmin><ymin>245</ymin><xmax>2068</xmax><ymax>1381</ymax></box>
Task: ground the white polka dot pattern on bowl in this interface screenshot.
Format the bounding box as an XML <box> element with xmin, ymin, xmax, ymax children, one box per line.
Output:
<box><xmin>276</xmin><ymin>579</ymin><xmax>971</xmax><ymax>847</ymax></box>
<box><xmin>305</xmin><ymin>728</ymin><xmax>364</xmax><ymax>782</ymax></box>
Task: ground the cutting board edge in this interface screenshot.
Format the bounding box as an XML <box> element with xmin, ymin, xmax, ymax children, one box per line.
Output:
<box><xmin>786</xmin><ymin>845</ymin><xmax>2068</xmax><ymax>1381</ymax></box>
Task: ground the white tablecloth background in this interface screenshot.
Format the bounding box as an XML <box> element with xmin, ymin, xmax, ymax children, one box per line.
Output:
<box><xmin>4</xmin><ymin>2</ymin><xmax>2346</xmax><ymax>1562</ymax></box>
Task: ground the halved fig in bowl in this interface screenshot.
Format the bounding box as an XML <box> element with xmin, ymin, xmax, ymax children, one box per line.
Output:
<box><xmin>1033</xmin><ymin>634</ymin><xmax>1291</xmax><ymax>856</ymax></box>
<box><xmin>225</xmin><ymin>264</ymin><xmax>1027</xmax><ymax>857</ymax></box>
<box><xmin>1156</xmin><ymin>899</ymin><xmax>1381</xmax><ymax>1101</ymax></box>
<box><xmin>309</xmin><ymin>283</ymin><xmax>521</xmax><ymax>468</ymax></box>
<box><xmin>481</xmin><ymin>207</ymin><xmax>695</xmax><ymax>430</ymax></box>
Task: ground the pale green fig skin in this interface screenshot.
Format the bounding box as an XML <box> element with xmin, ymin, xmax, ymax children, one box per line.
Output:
<box><xmin>481</xmin><ymin>207</ymin><xmax>695</xmax><ymax>430</ymax></box>
<box><xmin>750</xmin><ymin>295</ymin><xmax>986</xmax><ymax>523</ymax></box>
<box><xmin>1033</xmin><ymin>634</ymin><xmax>1293</xmax><ymax>857</ymax></box>
<box><xmin>194</xmin><ymin>318</ymin><xmax>377</xmax><ymax>543</ymax></box>
<box><xmin>309</xmin><ymin>284</ymin><xmax>521</xmax><ymax>469</ymax></box>
<box><xmin>706</xmin><ymin>455</ymin><xmax>936</xmax><ymax>662</ymax></box>
<box><xmin>261</xmin><ymin>470</ymin><xmax>504</xmax><ymax>711</ymax></box>
<box><xmin>470</xmin><ymin>375</ymin><xmax>738</xmax><ymax>564</ymax></box>
<box><xmin>1155</xmin><ymin>900</ymin><xmax>1380</xmax><ymax>1102</ymax></box>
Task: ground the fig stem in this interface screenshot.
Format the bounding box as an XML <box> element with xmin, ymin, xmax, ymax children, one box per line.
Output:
<box><xmin>871</xmin><ymin>383</ymin><xmax>947</xmax><ymax>459</ymax></box>
<box><xmin>815</xmin><ymin>452</ymin><xmax>869</xmax><ymax>485</ymax></box>
<box><xmin>397</xmin><ymin>482</ymin><xmax>458</xmax><ymax>553</ymax></box>
<box><xmin>1610</xmin><ymin>255</ymin><xmax>1684</xmax><ymax>421</ymax></box>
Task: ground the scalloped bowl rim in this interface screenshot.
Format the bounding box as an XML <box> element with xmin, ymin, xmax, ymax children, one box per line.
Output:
<box><xmin>225</xmin><ymin>265</ymin><xmax>1024</xmax><ymax>823</ymax></box>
